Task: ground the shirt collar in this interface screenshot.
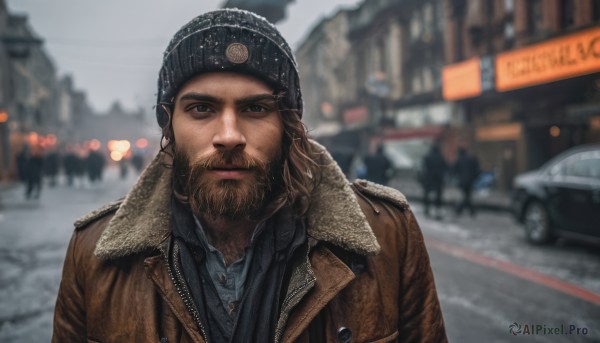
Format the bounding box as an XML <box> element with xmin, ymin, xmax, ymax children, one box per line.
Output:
<box><xmin>192</xmin><ymin>215</ymin><xmax>267</xmax><ymax>253</ymax></box>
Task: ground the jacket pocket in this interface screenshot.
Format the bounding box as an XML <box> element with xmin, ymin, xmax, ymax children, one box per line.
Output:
<box><xmin>367</xmin><ymin>330</ymin><xmax>399</xmax><ymax>343</ymax></box>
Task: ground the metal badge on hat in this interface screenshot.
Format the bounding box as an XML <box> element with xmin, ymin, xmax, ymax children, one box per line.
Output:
<box><xmin>225</xmin><ymin>43</ymin><xmax>249</xmax><ymax>64</ymax></box>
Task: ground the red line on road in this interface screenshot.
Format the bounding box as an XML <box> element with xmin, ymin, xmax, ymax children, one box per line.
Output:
<box><xmin>426</xmin><ymin>238</ymin><xmax>600</xmax><ymax>307</ymax></box>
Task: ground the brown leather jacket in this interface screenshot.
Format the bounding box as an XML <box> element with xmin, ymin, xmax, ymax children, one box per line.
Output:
<box><xmin>52</xmin><ymin>143</ymin><xmax>447</xmax><ymax>343</ymax></box>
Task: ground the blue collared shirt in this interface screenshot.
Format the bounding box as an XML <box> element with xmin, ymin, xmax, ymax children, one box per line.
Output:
<box><xmin>193</xmin><ymin>216</ymin><xmax>266</xmax><ymax>316</ymax></box>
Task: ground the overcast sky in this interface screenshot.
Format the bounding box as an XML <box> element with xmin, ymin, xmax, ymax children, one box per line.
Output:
<box><xmin>6</xmin><ymin>0</ymin><xmax>361</xmax><ymax>113</ymax></box>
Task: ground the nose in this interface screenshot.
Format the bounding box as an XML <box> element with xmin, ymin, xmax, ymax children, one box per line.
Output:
<box><xmin>212</xmin><ymin>109</ymin><xmax>246</xmax><ymax>151</ymax></box>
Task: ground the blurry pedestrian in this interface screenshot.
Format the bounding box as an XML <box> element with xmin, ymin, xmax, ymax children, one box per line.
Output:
<box><xmin>63</xmin><ymin>146</ymin><xmax>79</xmax><ymax>187</ymax></box>
<box><xmin>119</xmin><ymin>158</ymin><xmax>129</xmax><ymax>179</ymax></box>
<box><xmin>131</xmin><ymin>153</ymin><xmax>145</xmax><ymax>174</ymax></box>
<box><xmin>330</xmin><ymin>147</ymin><xmax>354</xmax><ymax>178</ymax></box>
<box><xmin>364</xmin><ymin>145</ymin><xmax>393</xmax><ymax>185</ymax></box>
<box><xmin>453</xmin><ymin>147</ymin><xmax>480</xmax><ymax>217</ymax></box>
<box><xmin>25</xmin><ymin>146</ymin><xmax>44</xmax><ymax>199</ymax></box>
<box><xmin>16</xmin><ymin>146</ymin><xmax>29</xmax><ymax>183</ymax></box>
<box><xmin>421</xmin><ymin>144</ymin><xmax>448</xmax><ymax>219</ymax></box>
<box><xmin>45</xmin><ymin>150</ymin><xmax>61</xmax><ymax>187</ymax></box>
<box><xmin>86</xmin><ymin>149</ymin><xmax>106</xmax><ymax>183</ymax></box>
<box><xmin>74</xmin><ymin>148</ymin><xmax>87</xmax><ymax>188</ymax></box>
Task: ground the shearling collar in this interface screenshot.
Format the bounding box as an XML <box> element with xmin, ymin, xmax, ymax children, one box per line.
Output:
<box><xmin>93</xmin><ymin>141</ymin><xmax>381</xmax><ymax>260</ymax></box>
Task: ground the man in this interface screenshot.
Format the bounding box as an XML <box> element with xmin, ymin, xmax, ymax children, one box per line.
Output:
<box><xmin>52</xmin><ymin>9</ymin><xmax>447</xmax><ymax>343</ymax></box>
<box><xmin>62</xmin><ymin>145</ymin><xmax>79</xmax><ymax>187</ymax></box>
<box><xmin>421</xmin><ymin>144</ymin><xmax>448</xmax><ymax>219</ymax></box>
<box><xmin>24</xmin><ymin>144</ymin><xmax>44</xmax><ymax>200</ymax></box>
<box><xmin>86</xmin><ymin>147</ymin><xmax>106</xmax><ymax>183</ymax></box>
<box><xmin>453</xmin><ymin>147</ymin><xmax>480</xmax><ymax>217</ymax></box>
<box><xmin>363</xmin><ymin>144</ymin><xmax>393</xmax><ymax>185</ymax></box>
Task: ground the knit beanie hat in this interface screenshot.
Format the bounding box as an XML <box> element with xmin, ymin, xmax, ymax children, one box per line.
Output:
<box><xmin>156</xmin><ymin>9</ymin><xmax>303</xmax><ymax>128</ymax></box>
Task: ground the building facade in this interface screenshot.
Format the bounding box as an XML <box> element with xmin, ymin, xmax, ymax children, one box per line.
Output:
<box><xmin>0</xmin><ymin>0</ymin><xmax>95</xmax><ymax>181</ymax></box>
<box><xmin>297</xmin><ymin>0</ymin><xmax>452</xmax><ymax>171</ymax></box>
<box><xmin>0</xmin><ymin>0</ymin><xmax>12</xmax><ymax>178</ymax></box>
<box><xmin>296</xmin><ymin>8</ymin><xmax>352</xmax><ymax>136</ymax></box>
<box><xmin>443</xmin><ymin>0</ymin><xmax>600</xmax><ymax>189</ymax></box>
<box><xmin>57</xmin><ymin>75</ymin><xmax>94</xmax><ymax>145</ymax></box>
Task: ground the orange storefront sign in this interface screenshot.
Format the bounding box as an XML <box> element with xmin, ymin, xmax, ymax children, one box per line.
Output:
<box><xmin>476</xmin><ymin>123</ymin><xmax>522</xmax><ymax>141</ymax></box>
<box><xmin>497</xmin><ymin>26</ymin><xmax>600</xmax><ymax>91</ymax></box>
<box><xmin>442</xmin><ymin>58</ymin><xmax>482</xmax><ymax>100</ymax></box>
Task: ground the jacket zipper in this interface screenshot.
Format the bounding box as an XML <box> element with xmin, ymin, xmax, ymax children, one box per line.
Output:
<box><xmin>274</xmin><ymin>279</ymin><xmax>313</xmax><ymax>343</ymax></box>
<box><xmin>274</xmin><ymin>249</ymin><xmax>316</xmax><ymax>343</ymax></box>
<box><xmin>160</xmin><ymin>242</ymin><xmax>209</xmax><ymax>343</ymax></box>
<box><xmin>280</xmin><ymin>277</ymin><xmax>312</xmax><ymax>311</ymax></box>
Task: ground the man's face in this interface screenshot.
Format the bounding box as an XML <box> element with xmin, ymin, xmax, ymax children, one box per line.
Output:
<box><xmin>171</xmin><ymin>72</ymin><xmax>284</xmax><ymax>220</ymax></box>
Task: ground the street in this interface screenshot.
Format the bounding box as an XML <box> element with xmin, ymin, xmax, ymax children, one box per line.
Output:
<box><xmin>412</xmin><ymin>203</ymin><xmax>600</xmax><ymax>343</ymax></box>
<box><xmin>0</xmin><ymin>171</ymin><xmax>599</xmax><ymax>342</ymax></box>
<box><xmin>0</xmin><ymin>166</ymin><xmax>136</xmax><ymax>342</ymax></box>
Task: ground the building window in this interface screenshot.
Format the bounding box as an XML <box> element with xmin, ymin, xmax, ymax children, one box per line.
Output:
<box><xmin>378</xmin><ymin>38</ymin><xmax>387</xmax><ymax>73</ymax></box>
<box><xmin>561</xmin><ymin>0</ymin><xmax>575</xmax><ymax>28</ymax></box>
<box><xmin>411</xmin><ymin>70</ymin><xmax>423</xmax><ymax>93</ymax></box>
<box><xmin>486</xmin><ymin>0</ymin><xmax>495</xmax><ymax>20</ymax></box>
<box><xmin>423</xmin><ymin>67</ymin><xmax>433</xmax><ymax>92</ymax></box>
<box><xmin>504</xmin><ymin>21</ymin><xmax>515</xmax><ymax>48</ymax></box>
<box><xmin>527</xmin><ymin>0</ymin><xmax>544</xmax><ymax>34</ymax></box>
<box><xmin>593</xmin><ymin>0</ymin><xmax>600</xmax><ymax>21</ymax></box>
<box><xmin>450</xmin><ymin>0</ymin><xmax>466</xmax><ymax>61</ymax></box>
<box><xmin>410</xmin><ymin>9</ymin><xmax>422</xmax><ymax>41</ymax></box>
<box><xmin>423</xmin><ymin>2</ymin><xmax>433</xmax><ymax>27</ymax></box>
<box><xmin>504</xmin><ymin>0</ymin><xmax>514</xmax><ymax>13</ymax></box>
<box><xmin>357</xmin><ymin>51</ymin><xmax>367</xmax><ymax>93</ymax></box>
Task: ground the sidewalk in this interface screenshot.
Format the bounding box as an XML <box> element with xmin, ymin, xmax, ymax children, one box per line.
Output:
<box><xmin>0</xmin><ymin>180</ymin><xmax>20</xmax><ymax>210</ymax></box>
<box><xmin>0</xmin><ymin>181</ymin><xmax>18</xmax><ymax>192</ymax></box>
<box><xmin>388</xmin><ymin>178</ymin><xmax>512</xmax><ymax>213</ymax></box>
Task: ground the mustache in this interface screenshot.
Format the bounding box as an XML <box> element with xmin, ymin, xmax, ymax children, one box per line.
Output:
<box><xmin>193</xmin><ymin>150</ymin><xmax>265</xmax><ymax>171</ymax></box>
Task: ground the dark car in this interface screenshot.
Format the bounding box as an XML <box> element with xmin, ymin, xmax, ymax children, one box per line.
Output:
<box><xmin>512</xmin><ymin>144</ymin><xmax>600</xmax><ymax>245</ymax></box>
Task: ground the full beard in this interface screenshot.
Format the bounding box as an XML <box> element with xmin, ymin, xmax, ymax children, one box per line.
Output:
<box><xmin>173</xmin><ymin>147</ymin><xmax>281</xmax><ymax>221</ymax></box>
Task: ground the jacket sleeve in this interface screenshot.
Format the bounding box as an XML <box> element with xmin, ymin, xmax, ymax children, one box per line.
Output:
<box><xmin>52</xmin><ymin>230</ymin><xmax>87</xmax><ymax>342</ymax></box>
<box><xmin>397</xmin><ymin>210</ymin><xmax>447</xmax><ymax>343</ymax></box>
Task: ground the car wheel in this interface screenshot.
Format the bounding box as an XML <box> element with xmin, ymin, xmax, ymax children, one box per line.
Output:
<box><xmin>523</xmin><ymin>201</ymin><xmax>553</xmax><ymax>244</ymax></box>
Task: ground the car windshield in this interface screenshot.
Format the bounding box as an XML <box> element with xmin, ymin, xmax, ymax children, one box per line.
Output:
<box><xmin>565</xmin><ymin>151</ymin><xmax>600</xmax><ymax>179</ymax></box>
<box><xmin>543</xmin><ymin>148</ymin><xmax>600</xmax><ymax>178</ymax></box>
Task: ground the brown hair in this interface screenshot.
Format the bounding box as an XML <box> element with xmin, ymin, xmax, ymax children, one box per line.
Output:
<box><xmin>278</xmin><ymin>108</ymin><xmax>321</xmax><ymax>216</ymax></box>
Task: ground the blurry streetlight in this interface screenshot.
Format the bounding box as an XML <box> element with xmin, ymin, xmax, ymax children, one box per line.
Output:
<box><xmin>107</xmin><ymin>140</ymin><xmax>118</xmax><ymax>152</ymax></box>
<box><xmin>0</xmin><ymin>109</ymin><xmax>8</xmax><ymax>175</ymax></box>
<box><xmin>110</xmin><ymin>151</ymin><xmax>124</xmax><ymax>162</ymax></box>
<box><xmin>321</xmin><ymin>101</ymin><xmax>335</xmax><ymax>120</ymax></box>
<box><xmin>28</xmin><ymin>132</ymin><xmax>39</xmax><ymax>146</ymax></box>
<box><xmin>135</xmin><ymin>138</ymin><xmax>148</xmax><ymax>149</ymax></box>
<box><xmin>46</xmin><ymin>134</ymin><xmax>57</xmax><ymax>146</ymax></box>
<box><xmin>108</xmin><ymin>139</ymin><xmax>131</xmax><ymax>161</ymax></box>
<box><xmin>39</xmin><ymin>134</ymin><xmax>58</xmax><ymax>149</ymax></box>
<box><xmin>550</xmin><ymin>126</ymin><xmax>561</xmax><ymax>138</ymax></box>
<box><xmin>119</xmin><ymin>140</ymin><xmax>131</xmax><ymax>152</ymax></box>
<box><xmin>89</xmin><ymin>139</ymin><xmax>101</xmax><ymax>151</ymax></box>
<box><xmin>0</xmin><ymin>110</ymin><xmax>8</xmax><ymax>123</ymax></box>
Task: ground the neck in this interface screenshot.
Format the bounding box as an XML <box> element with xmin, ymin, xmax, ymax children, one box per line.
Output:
<box><xmin>200</xmin><ymin>216</ymin><xmax>257</xmax><ymax>266</ymax></box>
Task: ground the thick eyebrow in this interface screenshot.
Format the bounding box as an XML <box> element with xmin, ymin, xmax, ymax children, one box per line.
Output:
<box><xmin>235</xmin><ymin>94</ymin><xmax>277</xmax><ymax>105</ymax></box>
<box><xmin>177</xmin><ymin>92</ymin><xmax>277</xmax><ymax>105</ymax></box>
<box><xmin>177</xmin><ymin>93</ymin><xmax>223</xmax><ymax>104</ymax></box>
